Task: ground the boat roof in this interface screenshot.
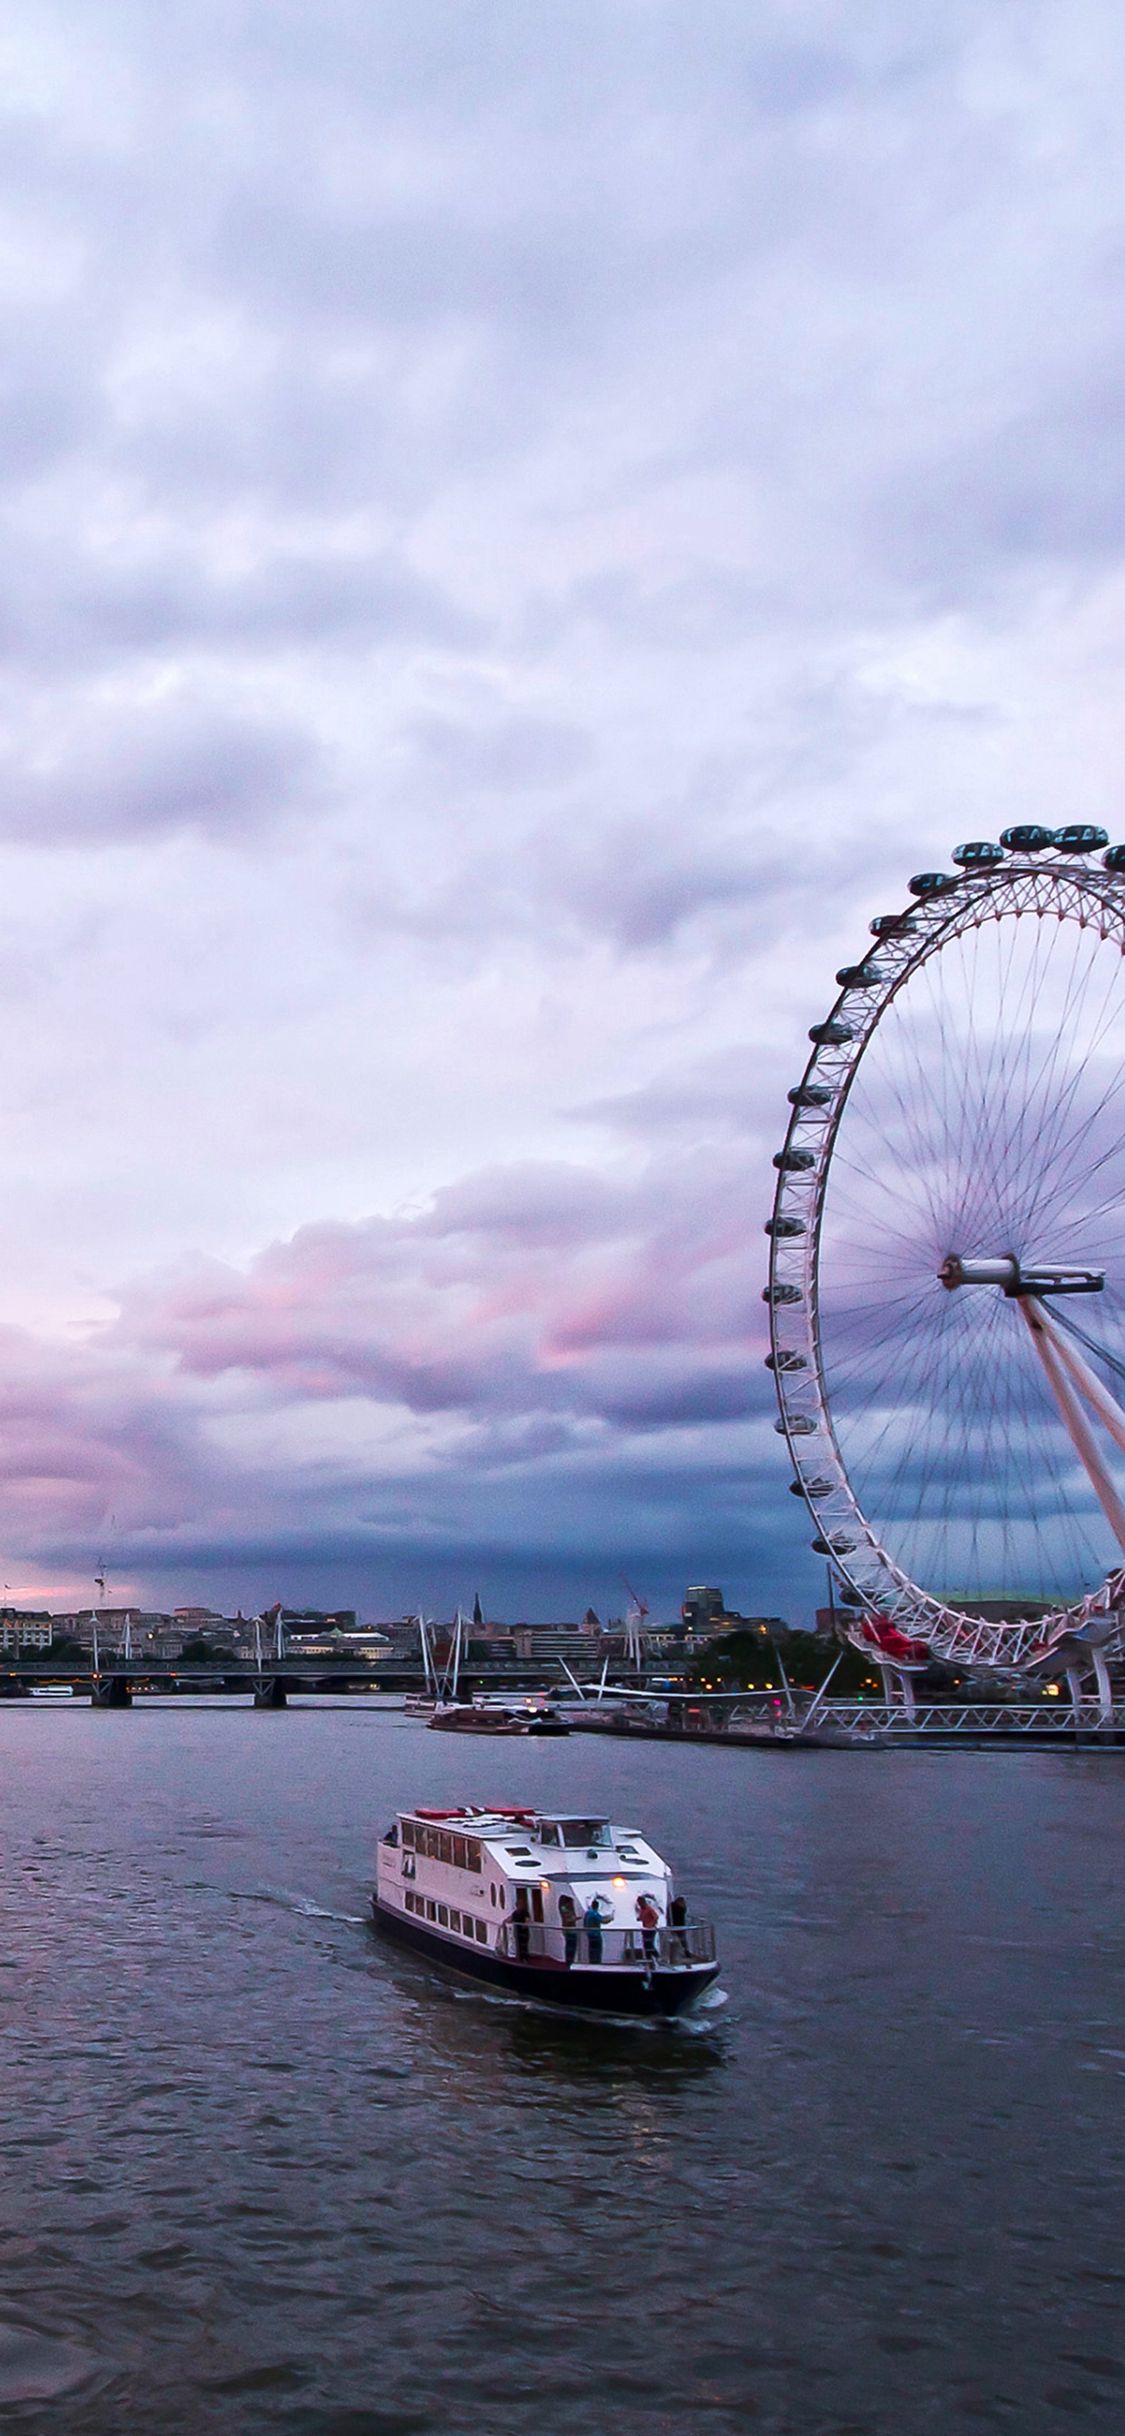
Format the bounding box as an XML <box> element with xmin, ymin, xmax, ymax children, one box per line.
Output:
<box><xmin>403</xmin><ymin>1806</ymin><xmax>639</xmax><ymax>1836</ymax></box>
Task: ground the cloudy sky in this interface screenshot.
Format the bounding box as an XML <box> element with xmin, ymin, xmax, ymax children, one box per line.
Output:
<box><xmin>2</xmin><ymin>0</ymin><xmax>1125</xmax><ymax>1622</ymax></box>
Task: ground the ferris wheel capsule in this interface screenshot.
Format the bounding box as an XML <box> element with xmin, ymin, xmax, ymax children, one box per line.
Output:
<box><xmin>1000</xmin><ymin>823</ymin><xmax>1055</xmax><ymax>851</ymax></box>
<box><xmin>951</xmin><ymin>840</ymin><xmax>1006</xmax><ymax>867</ymax></box>
<box><xmin>1054</xmin><ymin>822</ymin><xmax>1109</xmax><ymax>853</ymax></box>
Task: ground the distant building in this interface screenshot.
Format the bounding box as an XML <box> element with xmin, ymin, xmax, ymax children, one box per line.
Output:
<box><xmin>281</xmin><ymin>1625</ymin><xmax>391</xmax><ymax>1659</ymax></box>
<box><xmin>510</xmin><ymin>1627</ymin><xmax>609</xmax><ymax>1669</ymax></box>
<box><xmin>0</xmin><ymin>1609</ymin><xmax>52</xmax><ymax>1651</ymax></box>
<box><xmin>682</xmin><ymin>1586</ymin><xmax>726</xmax><ymax>1632</ymax></box>
<box><xmin>53</xmin><ymin>1608</ymin><xmax>142</xmax><ymax>1652</ymax></box>
<box><xmin>681</xmin><ymin>1587</ymin><xmax>787</xmax><ymax>1641</ymax></box>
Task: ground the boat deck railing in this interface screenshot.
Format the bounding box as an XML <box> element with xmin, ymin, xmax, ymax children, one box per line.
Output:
<box><xmin>496</xmin><ymin>1921</ymin><xmax>716</xmax><ymax>1970</ymax></box>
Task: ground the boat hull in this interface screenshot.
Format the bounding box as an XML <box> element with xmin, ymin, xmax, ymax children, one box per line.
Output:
<box><xmin>371</xmin><ymin>1897</ymin><xmax>718</xmax><ymax>2017</ymax></box>
<box><xmin>426</xmin><ymin>1709</ymin><xmax>569</xmax><ymax>1735</ymax></box>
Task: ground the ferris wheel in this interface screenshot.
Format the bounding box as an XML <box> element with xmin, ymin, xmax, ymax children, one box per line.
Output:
<box><xmin>765</xmin><ymin>824</ymin><xmax>1125</xmax><ymax>1679</ymax></box>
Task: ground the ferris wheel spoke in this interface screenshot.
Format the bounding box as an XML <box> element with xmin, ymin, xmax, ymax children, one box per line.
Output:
<box><xmin>952</xmin><ymin>916</ymin><xmax>1038</xmax><ymax>1243</ymax></box>
<box><xmin>951</xmin><ymin>916</ymin><xmax>1041</xmax><ymax>1246</ymax></box>
<box><xmin>1021</xmin><ymin>1038</ymin><xmax>1125</xmax><ymax>1246</ymax></box>
<box><xmin>997</xmin><ymin>918</ymin><xmax>1112</xmax><ymax>1238</ymax></box>
<box><xmin>965</xmin><ymin>913</ymin><xmax>1070</xmax><ymax>1248</ymax></box>
<box><xmin>1011</xmin><ymin>941</ymin><xmax>1125</xmax><ymax>1227</ymax></box>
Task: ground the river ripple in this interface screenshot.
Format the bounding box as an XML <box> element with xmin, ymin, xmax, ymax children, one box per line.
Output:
<box><xmin>0</xmin><ymin>1703</ymin><xmax>1120</xmax><ymax>2434</ymax></box>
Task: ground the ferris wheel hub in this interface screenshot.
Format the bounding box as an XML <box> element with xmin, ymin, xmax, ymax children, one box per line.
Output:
<box><xmin>938</xmin><ymin>1254</ymin><xmax>1104</xmax><ymax>1296</ymax></box>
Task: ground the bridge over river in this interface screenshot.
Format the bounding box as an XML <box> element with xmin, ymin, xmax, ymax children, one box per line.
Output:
<box><xmin>2</xmin><ymin>1660</ymin><xmax>1122</xmax><ymax>1738</ymax></box>
<box><xmin>0</xmin><ymin>1656</ymin><xmax>601</xmax><ymax>1707</ymax></box>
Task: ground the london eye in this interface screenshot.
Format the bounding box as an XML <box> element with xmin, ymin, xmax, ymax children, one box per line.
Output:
<box><xmin>765</xmin><ymin>826</ymin><xmax>1125</xmax><ymax>1682</ymax></box>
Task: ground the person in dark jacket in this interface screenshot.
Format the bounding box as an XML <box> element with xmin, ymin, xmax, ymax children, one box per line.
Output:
<box><xmin>667</xmin><ymin>1893</ymin><xmax>689</xmax><ymax>1965</ymax></box>
<box><xmin>509</xmin><ymin>1889</ymin><xmax>531</xmax><ymax>1963</ymax></box>
<box><xmin>558</xmin><ymin>1893</ymin><xmax>578</xmax><ymax>1968</ymax></box>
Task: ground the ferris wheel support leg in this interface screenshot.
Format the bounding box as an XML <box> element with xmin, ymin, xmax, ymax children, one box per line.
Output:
<box><xmin>1019</xmin><ymin>1298</ymin><xmax>1125</xmax><ymax>1558</ymax></box>
<box><xmin>877</xmin><ymin>1662</ymin><xmax>916</xmax><ymax>1717</ymax></box>
<box><xmin>1029</xmin><ymin>1297</ymin><xmax>1125</xmax><ymax>1464</ymax></box>
<box><xmin>1063</xmin><ymin>1647</ymin><xmax>1113</xmax><ymax>1725</ymax></box>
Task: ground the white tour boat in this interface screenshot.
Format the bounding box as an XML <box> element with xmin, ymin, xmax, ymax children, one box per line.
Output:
<box><xmin>372</xmin><ymin>1805</ymin><xmax>719</xmax><ymax>2016</ymax></box>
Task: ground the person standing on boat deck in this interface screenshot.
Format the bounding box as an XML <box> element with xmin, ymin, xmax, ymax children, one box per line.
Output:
<box><xmin>667</xmin><ymin>1893</ymin><xmax>689</xmax><ymax>1964</ymax></box>
<box><xmin>509</xmin><ymin>1889</ymin><xmax>531</xmax><ymax>1964</ymax></box>
<box><xmin>635</xmin><ymin>1893</ymin><xmax>662</xmax><ymax>1973</ymax></box>
<box><xmin>583</xmin><ymin>1896</ymin><xmax>608</xmax><ymax>1965</ymax></box>
<box><xmin>558</xmin><ymin>1893</ymin><xmax>578</xmax><ymax>1968</ymax></box>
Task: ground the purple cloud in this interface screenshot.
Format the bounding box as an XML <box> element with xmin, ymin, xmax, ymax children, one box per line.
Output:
<box><xmin>0</xmin><ymin>2</ymin><xmax>1121</xmax><ymax>1625</ymax></box>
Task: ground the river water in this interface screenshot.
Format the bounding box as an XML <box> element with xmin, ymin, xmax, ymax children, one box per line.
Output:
<box><xmin>0</xmin><ymin>1703</ymin><xmax>1120</xmax><ymax>2434</ymax></box>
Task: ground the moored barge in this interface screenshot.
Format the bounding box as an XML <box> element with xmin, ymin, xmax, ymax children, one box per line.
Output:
<box><xmin>372</xmin><ymin>1805</ymin><xmax>719</xmax><ymax>2016</ymax></box>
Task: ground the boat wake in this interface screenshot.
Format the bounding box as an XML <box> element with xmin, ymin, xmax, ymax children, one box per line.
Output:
<box><xmin>448</xmin><ymin>1980</ymin><xmax>730</xmax><ymax>2033</ymax></box>
<box><xmin>242</xmin><ymin>1886</ymin><xmax>368</xmax><ymax>1926</ymax></box>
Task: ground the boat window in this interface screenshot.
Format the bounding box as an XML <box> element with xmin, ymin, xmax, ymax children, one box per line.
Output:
<box><xmin>559</xmin><ymin>1821</ymin><xmax>611</xmax><ymax>1848</ymax></box>
<box><xmin>538</xmin><ymin>1824</ymin><xmax>563</xmax><ymax>1847</ymax></box>
<box><xmin>452</xmin><ymin>1834</ymin><xmax>468</xmax><ymax>1870</ymax></box>
<box><xmin>426</xmin><ymin>1899</ymin><xmax>436</xmax><ymax>1921</ymax></box>
<box><xmin>402</xmin><ymin>1820</ymin><xmax>416</xmax><ymax>1848</ymax></box>
<box><xmin>437</xmin><ymin>1902</ymin><xmax>449</xmax><ymax>1926</ymax></box>
<box><xmin>466</xmin><ymin>1838</ymin><xmax>482</xmax><ymax>1873</ymax></box>
<box><xmin>489</xmin><ymin>1885</ymin><xmax>496</xmax><ymax>1905</ymax></box>
<box><xmin>438</xmin><ymin>1831</ymin><xmax>454</xmax><ymax>1866</ymax></box>
<box><xmin>504</xmin><ymin>1845</ymin><xmax>532</xmax><ymax>1858</ymax></box>
<box><xmin>448</xmin><ymin>1908</ymin><xmax>460</xmax><ymax>1933</ymax></box>
<box><xmin>475</xmin><ymin>1920</ymin><xmax>487</xmax><ymax>1944</ymax></box>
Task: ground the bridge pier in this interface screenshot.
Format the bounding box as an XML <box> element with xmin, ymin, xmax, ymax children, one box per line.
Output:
<box><xmin>253</xmin><ymin>1677</ymin><xmax>288</xmax><ymax>1709</ymax></box>
<box><xmin>91</xmin><ymin>1676</ymin><xmax>133</xmax><ymax>1708</ymax></box>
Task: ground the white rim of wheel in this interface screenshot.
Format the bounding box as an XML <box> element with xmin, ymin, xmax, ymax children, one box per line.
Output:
<box><xmin>765</xmin><ymin>844</ymin><xmax>1125</xmax><ymax>1672</ymax></box>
